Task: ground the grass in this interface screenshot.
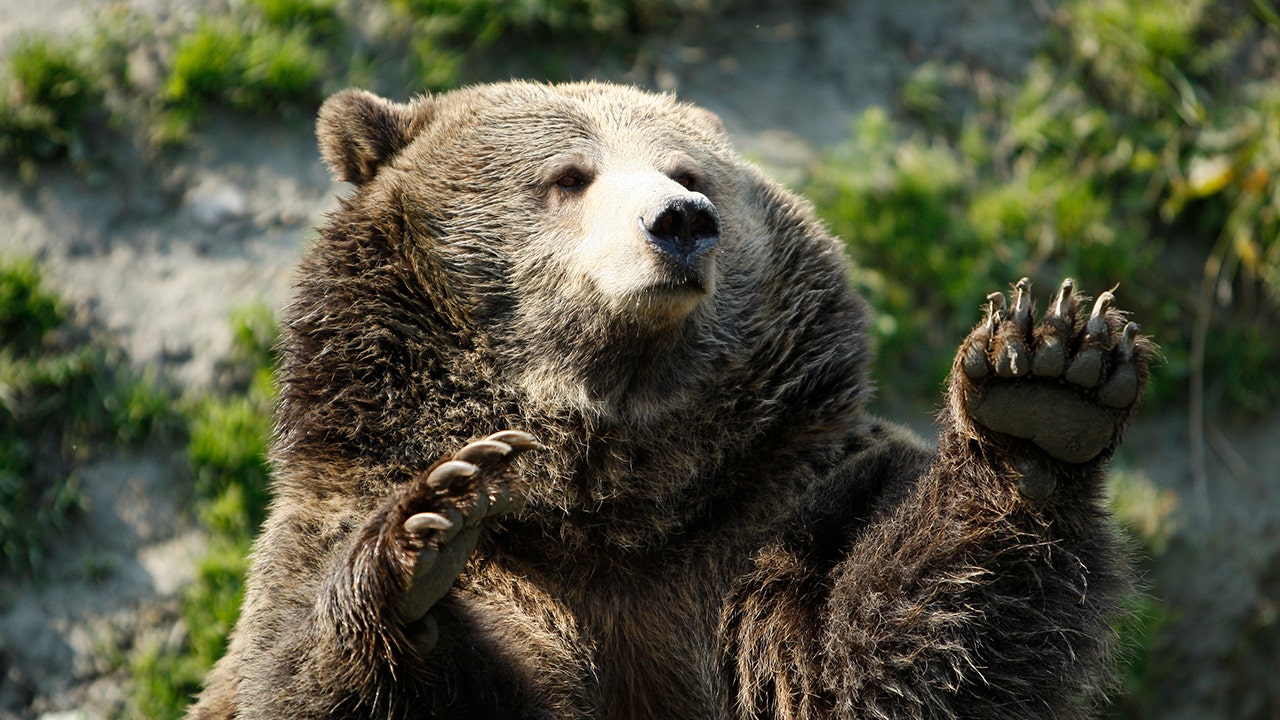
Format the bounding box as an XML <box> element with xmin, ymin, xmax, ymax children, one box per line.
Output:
<box><xmin>389</xmin><ymin>0</ymin><xmax>725</xmax><ymax>89</ymax></box>
<box><xmin>160</xmin><ymin>15</ymin><xmax>328</xmax><ymax>140</ymax></box>
<box><xmin>127</xmin><ymin>303</ymin><xmax>277</xmax><ymax>720</ymax></box>
<box><xmin>0</xmin><ymin>257</ymin><xmax>176</xmax><ymax>579</ymax></box>
<box><xmin>0</xmin><ymin>34</ymin><xmax>101</xmax><ymax>181</ymax></box>
<box><xmin>0</xmin><ymin>0</ymin><xmax>722</xmax><ymax>161</ymax></box>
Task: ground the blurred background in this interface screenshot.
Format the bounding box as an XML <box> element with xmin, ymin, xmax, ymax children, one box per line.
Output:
<box><xmin>1</xmin><ymin>0</ymin><xmax>1277</xmax><ymax>717</ymax></box>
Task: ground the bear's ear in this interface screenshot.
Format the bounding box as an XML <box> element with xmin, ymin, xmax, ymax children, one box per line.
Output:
<box><xmin>689</xmin><ymin>105</ymin><xmax>725</xmax><ymax>136</ymax></box>
<box><xmin>317</xmin><ymin>89</ymin><xmax>433</xmax><ymax>185</ymax></box>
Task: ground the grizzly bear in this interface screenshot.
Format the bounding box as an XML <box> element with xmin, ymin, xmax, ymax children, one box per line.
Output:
<box><xmin>186</xmin><ymin>81</ymin><xmax>1151</xmax><ymax>720</ymax></box>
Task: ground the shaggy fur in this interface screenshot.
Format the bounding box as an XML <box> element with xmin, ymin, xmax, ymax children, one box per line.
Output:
<box><xmin>186</xmin><ymin>81</ymin><xmax>1150</xmax><ymax>720</ymax></box>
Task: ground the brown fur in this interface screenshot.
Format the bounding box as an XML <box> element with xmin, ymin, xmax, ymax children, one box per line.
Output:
<box><xmin>185</xmin><ymin>82</ymin><xmax>1148</xmax><ymax>719</ymax></box>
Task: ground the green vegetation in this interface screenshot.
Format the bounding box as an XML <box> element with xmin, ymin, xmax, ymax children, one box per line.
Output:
<box><xmin>805</xmin><ymin>0</ymin><xmax>1280</xmax><ymax>417</ymax></box>
<box><xmin>390</xmin><ymin>0</ymin><xmax>715</xmax><ymax>88</ymax></box>
<box><xmin>0</xmin><ymin>0</ymin><xmax>721</xmax><ymax>164</ymax></box>
<box><xmin>165</xmin><ymin>20</ymin><xmax>324</xmax><ymax>114</ymax></box>
<box><xmin>128</xmin><ymin>303</ymin><xmax>277</xmax><ymax>720</ymax></box>
<box><xmin>157</xmin><ymin>0</ymin><xmax>339</xmax><ymax>141</ymax></box>
<box><xmin>0</xmin><ymin>35</ymin><xmax>102</xmax><ymax>181</ymax></box>
<box><xmin>0</xmin><ymin>258</ymin><xmax>175</xmax><ymax>578</ymax></box>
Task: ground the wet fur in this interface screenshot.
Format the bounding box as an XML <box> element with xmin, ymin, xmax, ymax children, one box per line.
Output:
<box><xmin>187</xmin><ymin>82</ymin><xmax>1142</xmax><ymax>719</ymax></box>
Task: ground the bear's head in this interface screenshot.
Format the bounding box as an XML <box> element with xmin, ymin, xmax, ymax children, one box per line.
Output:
<box><xmin>319</xmin><ymin>84</ymin><xmax>730</xmax><ymax>324</ymax></box>
<box><xmin>314</xmin><ymin>82</ymin><xmax>787</xmax><ymax>418</ymax></box>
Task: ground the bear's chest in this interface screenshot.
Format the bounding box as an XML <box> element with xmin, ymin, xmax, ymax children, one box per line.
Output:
<box><xmin>437</xmin><ymin>553</ymin><xmax>735</xmax><ymax>719</ymax></box>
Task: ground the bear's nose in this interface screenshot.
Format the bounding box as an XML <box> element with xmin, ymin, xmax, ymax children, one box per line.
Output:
<box><xmin>642</xmin><ymin>196</ymin><xmax>720</xmax><ymax>265</ymax></box>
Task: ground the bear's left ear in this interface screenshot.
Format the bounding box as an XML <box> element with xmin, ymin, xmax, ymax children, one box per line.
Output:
<box><xmin>317</xmin><ymin>89</ymin><xmax>434</xmax><ymax>185</ymax></box>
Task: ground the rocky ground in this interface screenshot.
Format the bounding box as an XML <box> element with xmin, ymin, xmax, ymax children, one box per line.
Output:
<box><xmin>1</xmin><ymin>1</ymin><xmax>1276</xmax><ymax>718</ymax></box>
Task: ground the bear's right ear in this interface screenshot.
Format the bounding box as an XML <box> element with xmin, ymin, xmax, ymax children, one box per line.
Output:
<box><xmin>317</xmin><ymin>89</ymin><xmax>433</xmax><ymax>185</ymax></box>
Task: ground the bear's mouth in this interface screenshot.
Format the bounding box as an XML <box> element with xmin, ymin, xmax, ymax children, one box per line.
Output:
<box><xmin>653</xmin><ymin>270</ymin><xmax>708</xmax><ymax>296</ymax></box>
<box><xmin>630</xmin><ymin>261</ymin><xmax>715</xmax><ymax>322</ymax></box>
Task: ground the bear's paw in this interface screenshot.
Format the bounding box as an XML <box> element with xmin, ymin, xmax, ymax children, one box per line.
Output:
<box><xmin>397</xmin><ymin>431</ymin><xmax>541</xmax><ymax>624</ymax></box>
<box><xmin>955</xmin><ymin>278</ymin><xmax>1152</xmax><ymax>465</ymax></box>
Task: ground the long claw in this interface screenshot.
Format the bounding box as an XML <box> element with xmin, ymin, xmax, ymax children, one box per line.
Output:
<box><xmin>1116</xmin><ymin>322</ymin><xmax>1140</xmax><ymax>360</ymax></box>
<box><xmin>427</xmin><ymin>460</ymin><xmax>478</xmax><ymax>489</ymax></box>
<box><xmin>1047</xmin><ymin>278</ymin><xmax>1075</xmax><ymax>321</ymax></box>
<box><xmin>1011</xmin><ymin>277</ymin><xmax>1033</xmax><ymax>335</ymax></box>
<box><xmin>483</xmin><ymin>430</ymin><xmax>542</xmax><ymax>452</ymax></box>
<box><xmin>454</xmin><ymin>440</ymin><xmax>514</xmax><ymax>467</ymax></box>
<box><xmin>1032</xmin><ymin>278</ymin><xmax>1073</xmax><ymax>377</ymax></box>
<box><xmin>405</xmin><ymin>512</ymin><xmax>454</xmax><ymax>535</ymax></box>
<box><xmin>1086</xmin><ymin>291</ymin><xmax>1114</xmax><ymax>339</ymax></box>
<box><xmin>980</xmin><ymin>291</ymin><xmax>1005</xmax><ymax>337</ymax></box>
<box><xmin>405</xmin><ymin>508</ymin><xmax>462</xmax><ymax>543</ymax></box>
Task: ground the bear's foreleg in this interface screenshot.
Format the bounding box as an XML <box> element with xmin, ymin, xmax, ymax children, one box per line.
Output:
<box><xmin>728</xmin><ymin>279</ymin><xmax>1151</xmax><ymax>719</ymax></box>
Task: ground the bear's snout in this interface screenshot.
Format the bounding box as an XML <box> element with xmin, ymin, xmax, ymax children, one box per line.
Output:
<box><xmin>642</xmin><ymin>196</ymin><xmax>720</xmax><ymax>268</ymax></box>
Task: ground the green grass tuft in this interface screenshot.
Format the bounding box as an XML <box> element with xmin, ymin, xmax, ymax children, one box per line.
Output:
<box><xmin>165</xmin><ymin>19</ymin><xmax>325</xmax><ymax>117</ymax></box>
<box><xmin>0</xmin><ymin>34</ymin><xmax>101</xmax><ymax>180</ymax></box>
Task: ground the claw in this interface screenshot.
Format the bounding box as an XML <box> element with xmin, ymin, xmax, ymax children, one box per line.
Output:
<box><xmin>1033</xmin><ymin>278</ymin><xmax>1073</xmax><ymax>377</ymax></box>
<box><xmin>985</xmin><ymin>291</ymin><xmax>1007</xmax><ymax>334</ymax></box>
<box><xmin>405</xmin><ymin>508</ymin><xmax>462</xmax><ymax>544</ymax></box>
<box><xmin>427</xmin><ymin>460</ymin><xmax>478</xmax><ymax>489</ymax></box>
<box><xmin>1047</xmin><ymin>278</ymin><xmax>1075</xmax><ymax>321</ymax></box>
<box><xmin>1099</xmin><ymin>323</ymin><xmax>1142</xmax><ymax>408</ymax></box>
<box><xmin>482</xmin><ymin>430</ymin><xmax>543</xmax><ymax>452</ymax></box>
<box><xmin>1064</xmin><ymin>291</ymin><xmax>1115</xmax><ymax>389</ymax></box>
<box><xmin>1086</xmin><ymin>291</ymin><xmax>1114</xmax><ymax>339</ymax></box>
<box><xmin>454</xmin><ymin>440</ymin><xmax>514</xmax><ymax>467</ymax></box>
<box><xmin>404</xmin><ymin>512</ymin><xmax>454</xmax><ymax>535</ymax></box>
<box><xmin>1010</xmin><ymin>277</ymin><xmax>1033</xmax><ymax>335</ymax></box>
<box><xmin>1116</xmin><ymin>321</ymin><xmax>1140</xmax><ymax>360</ymax></box>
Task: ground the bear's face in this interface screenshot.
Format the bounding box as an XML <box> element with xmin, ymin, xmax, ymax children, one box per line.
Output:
<box><xmin>317</xmin><ymin>83</ymin><xmax>768</xmax><ymax>415</ymax></box>
<box><xmin>539</xmin><ymin>143</ymin><xmax>722</xmax><ymax>323</ymax></box>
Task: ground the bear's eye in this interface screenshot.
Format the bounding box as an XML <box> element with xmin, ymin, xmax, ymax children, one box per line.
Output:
<box><xmin>674</xmin><ymin>172</ymin><xmax>698</xmax><ymax>191</ymax></box>
<box><xmin>553</xmin><ymin>170</ymin><xmax>588</xmax><ymax>190</ymax></box>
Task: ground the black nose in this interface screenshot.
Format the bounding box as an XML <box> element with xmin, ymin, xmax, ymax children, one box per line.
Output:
<box><xmin>643</xmin><ymin>196</ymin><xmax>720</xmax><ymax>264</ymax></box>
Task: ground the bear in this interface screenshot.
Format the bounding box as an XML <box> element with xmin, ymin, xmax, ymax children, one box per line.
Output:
<box><xmin>185</xmin><ymin>81</ymin><xmax>1152</xmax><ymax>720</ymax></box>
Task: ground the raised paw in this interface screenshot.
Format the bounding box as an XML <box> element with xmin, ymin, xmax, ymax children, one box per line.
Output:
<box><xmin>398</xmin><ymin>430</ymin><xmax>540</xmax><ymax>623</ymax></box>
<box><xmin>954</xmin><ymin>278</ymin><xmax>1151</xmax><ymax>465</ymax></box>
